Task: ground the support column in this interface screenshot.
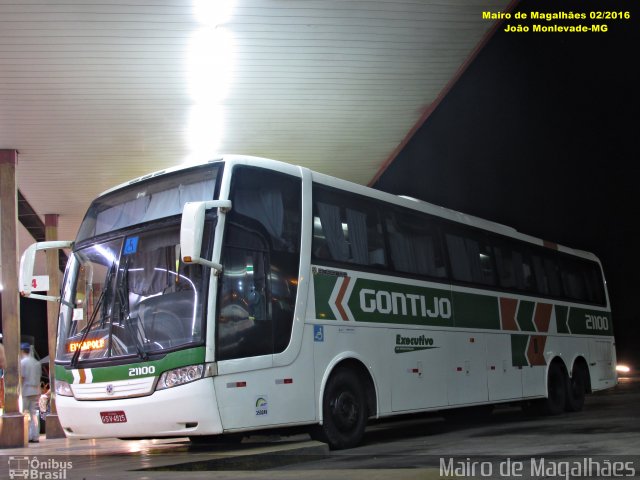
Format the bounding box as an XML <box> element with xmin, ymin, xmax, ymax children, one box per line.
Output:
<box><xmin>44</xmin><ymin>214</ymin><xmax>65</xmax><ymax>438</ymax></box>
<box><xmin>0</xmin><ymin>149</ymin><xmax>28</xmax><ymax>447</ymax></box>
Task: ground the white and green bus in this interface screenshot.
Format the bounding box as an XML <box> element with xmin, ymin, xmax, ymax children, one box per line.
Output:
<box><xmin>20</xmin><ymin>155</ymin><xmax>616</xmax><ymax>449</ymax></box>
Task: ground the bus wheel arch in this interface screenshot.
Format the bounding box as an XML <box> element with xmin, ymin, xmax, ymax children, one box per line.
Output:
<box><xmin>313</xmin><ymin>357</ymin><xmax>377</xmax><ymax>449</ymax></box>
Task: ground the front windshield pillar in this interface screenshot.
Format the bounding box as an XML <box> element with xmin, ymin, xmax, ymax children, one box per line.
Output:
<box><xmin>204</xmin><ymin>201</ymin><xmax>230</xmax><ymax>363</ymax></box>
<box><xmin>203</xmin><ymin>165</ymin><xmax>233</xmax><ymax>363</ymax></box>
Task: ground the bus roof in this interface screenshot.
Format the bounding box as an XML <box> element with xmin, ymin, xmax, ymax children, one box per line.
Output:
<box><xmin>96</xmin><ymin>155</ymin><xmax>601</xmax><ymax>264</ymax></box>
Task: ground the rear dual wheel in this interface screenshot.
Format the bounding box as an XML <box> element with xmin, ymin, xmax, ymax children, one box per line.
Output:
<box><xmin>565</xmin><ymin>365</ymin><xmax>587</xmax><ymax>412</ymax></box>
<box><xmin>524</xmin><ymin>362</ymin><xmax>587</xmax><ymax>416</ymax></box>
<box><xmin>544</xmin><ymin>362</ymin><xmax>567</xmax><ymax>415</ymax></box>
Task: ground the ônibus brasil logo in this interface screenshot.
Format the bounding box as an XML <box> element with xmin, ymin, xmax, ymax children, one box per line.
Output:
<box><xmin>395</xmin><ymin>334</ymin><xmax>439</xmax><ymax>354</ymax></box>
<box><xmin>8</xmin><ymin>456</ymin><xmax>73</xmax><ymax>479</ymax></box>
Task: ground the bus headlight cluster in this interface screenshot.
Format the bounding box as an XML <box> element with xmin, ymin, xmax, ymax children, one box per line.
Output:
<box><xmin>156</xmin><ymin>365</ymin><xmax>204</xmax><ymax>390</ymax></box>
<box><xmin>56</xmin><ymin>380</ymin><xmax>73</xmax><ymax>397</ymax></box>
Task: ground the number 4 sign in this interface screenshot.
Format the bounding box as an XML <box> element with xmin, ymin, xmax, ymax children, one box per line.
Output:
<box><xmin>30</xmin><ymin>275</ymin><xmax>50</xmax><ymax>292</ymax></box>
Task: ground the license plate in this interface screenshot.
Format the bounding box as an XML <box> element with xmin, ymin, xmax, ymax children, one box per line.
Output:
<box><xmin>100</xmin><ymin>410</ymin><xmax>127</xmax><ymax>424</ymax></box>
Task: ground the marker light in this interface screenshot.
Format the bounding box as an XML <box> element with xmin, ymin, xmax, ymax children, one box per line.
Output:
<box><xmin>156</xmin><ymin>365</ymin><xmax>204</xmax><ymax>390</ymax></box>
<box><xmin>616</xmin><ymin>364</ymin><xmax>631</xmax><ymax>374</ymax></box>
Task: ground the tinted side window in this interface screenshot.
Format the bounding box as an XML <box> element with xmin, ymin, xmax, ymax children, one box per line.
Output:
<box><xmin>583</xmin><ymin>262</ymin><xmax>605</xmax><ymax>305</ymax></box>
<box><xmin>217</xmin><ymin>227</ymin><xmax>271</xmax><ymax>360</ymax></box>
<box><xmin>312</xmin><ymin>186</ymin><xmax>386</xmax><ymax>268</ymax></box>
<box><xmin>218</xmin><ymin>167</ymin><xmax>301</xmax><ymax>359</ymax></box>
<box><xmin>444</xmin><ymin>227</ymin><xmax>496</xmax><ymax>286</ymax></box>
<box><xmin>231</xmin><ymin>166</ymin><xmax>301</xmax><ymax>253</ymax></box>
<box><xmin>560</xmin><ymin>256</ymin><xmax>606</xmax><ymax>304</ymax></box>
<box><xmin>492</xmin><ymin>240</ymin><xmax>535</xmax><ymax>292</ymax></box>
<box><xmin>384</xmin><ymin>208</ymin><xmax>447</xmax><ymax>278</ymax></box>
<box><xmin>530</xmin><ymin>252</ymin><xmax>563</xmax><ymax>297</ymax></box>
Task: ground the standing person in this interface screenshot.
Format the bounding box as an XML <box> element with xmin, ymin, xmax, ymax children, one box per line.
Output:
<box><xmin>20</xmin><ymin>342</ymin><xmax>41</xmax><ymax>443</ymax></box>
<box><xmin>0</xmin><ymin>339</ymin><xmax>5</xmax><ymax>413</ymax></box>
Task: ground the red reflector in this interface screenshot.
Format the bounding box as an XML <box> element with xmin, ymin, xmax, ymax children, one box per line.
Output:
<box><xmin>490</xmin><ymin>366</ymin><xmax>496</xmax><ymax>370</ymax></box>
<box><xmin>283</xmin><ymin>378</ymin><xmax>293</xmax><ymax>384</ymax></box>
<box><xmin>226</xmin><ymin>381</ymin><xmax>247</xmax><ymax>388</ymax></box>
<box><xmin>456</xmin><ymin>367</ymin><xmax>463</xmax><ymax>372</ymax></box>
<box><xmin>411</xmin><ymin>368</ymin><xmax>419</xmax><ymax>373</ymax></box>
<box><xmin>276</xmin><ymin>378</ymin><xmax>294</xmax><ymax>385</ymax></box>
<box><xmin>469</xmin><ymin>338</ymin><xmax>475</xmax><ymax>343</ymax></box>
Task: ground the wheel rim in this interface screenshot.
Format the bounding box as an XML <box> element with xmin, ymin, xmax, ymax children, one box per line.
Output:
<box><xmin>330</xmin><ymin>390</ymin><xmax>360</xmax><ymax>433</ymax></box>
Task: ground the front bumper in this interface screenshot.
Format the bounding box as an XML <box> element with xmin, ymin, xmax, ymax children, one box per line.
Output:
<box><xmin>57</xmin><ymin>377</ymin><xmax>222</xmax><ymax>438</ymax></box>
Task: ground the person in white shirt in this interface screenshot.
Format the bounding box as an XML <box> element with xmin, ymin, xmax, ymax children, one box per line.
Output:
<box><xmin>20</xmin><ymin>342</ymin><xmax>42</xmax><ymax>443</ymax></box>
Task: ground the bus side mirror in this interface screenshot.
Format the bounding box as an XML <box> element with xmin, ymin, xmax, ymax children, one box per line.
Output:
<box><xmin>180</xmin><ymin>200</ymin><xmax>231</xmax><ymax>272</ymax></box>
<box><xmin>19</xmin><ymin>240</ymin><xmax>73</xmax><ymax>302</ymax></box>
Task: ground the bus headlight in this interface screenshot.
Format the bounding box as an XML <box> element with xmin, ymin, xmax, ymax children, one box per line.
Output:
<box><xmin>156</xmin><ymin>365</ymin><xmax>204</xmax><ymax>390</ymax></box>
<box><xmin>55</xmin><ymin>380</ymin><xmax>73</xmax><ymax>397</ymax></box>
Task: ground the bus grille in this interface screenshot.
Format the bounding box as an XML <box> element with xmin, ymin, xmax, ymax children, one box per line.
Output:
<box><xmin>71</xmin><ymin>377</ymin><xmax>156</xmax><ymax>400</ymax></box>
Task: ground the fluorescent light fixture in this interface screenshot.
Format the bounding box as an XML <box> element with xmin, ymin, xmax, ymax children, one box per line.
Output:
<box><xmin>184</xmin><ymin>0</ymin><xmax>236</xmax><ymax>164</ymax></box>
<box><xmin>186</xmin><ymin>104</ymin><xmax>224</xmax><ymax>163</ymax></box>
<box><xmin>193</xmin><ymin>0</ymin><xmax>235</xmax><ymax>26</ymax></box>
<box><xmin>187</xmin><ymin>28</ymin><xmax>234</xmax><ymax>103</ymax></box>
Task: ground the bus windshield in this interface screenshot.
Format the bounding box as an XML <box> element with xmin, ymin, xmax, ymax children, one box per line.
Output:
<box><xmin>56</xmin><ymin>223</ymin><xmax>212</xmax><ymax>364</ymax></box>
<box><xmin>76</xmin><ymin>164</ymin><xmax>219</xmax><ymax>242</ymax></box>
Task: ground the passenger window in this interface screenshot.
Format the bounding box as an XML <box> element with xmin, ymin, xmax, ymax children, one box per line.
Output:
<box><xmin>493</xmin><ymin>241</ymin><xmax>535</xmax><ymax>292</ymax></box>
<box><xmin>444</xmin><ymin>229</ymin><xmax>496</xmax><ymax>286</ymax></box>
<box><xmin>562</xmin><ymin>264</ymin><xmax>587</xmax><ymax>301</ymax></box>
<box><xmin>231</xmin><ymin>166</ymin><xmax>301</xmax><ymax>253</ymax></box>
<box><xmin>583</xmin><ymin>263</ymin><xmax>605</xmax><ymax>304</ymax></box>
<box><xmin>384</xmin><ymin>209</ymin><xmax>447</xmax><ymax>278</ymax></box>
<box><xmin>312</xmin><ymin>186</ymin><xmax>386</xmax><ymax>268</ymax></box>
<box><xmin>544</xmin><ymin>256</ymin><xmax>564</xmax><ymax>297</ymax></box>
<box><xmin>531</xmin><ymin>254</ymin><xmax>550</xmax><ymax>295</ymax></box>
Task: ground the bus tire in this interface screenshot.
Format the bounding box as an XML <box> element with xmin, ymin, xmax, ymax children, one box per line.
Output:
<box><xmin>565</xmin><ymin>365</ymin><xmax>587</xmax><ymax>412</ymax></box>
<box><xmin>545</xmin><ymin>362</ymin><xmax>567</xmax><ymax>415</ymax></box>
<box><xmin>319</xmin><ymin>368</ymin><xmax>368</xmax><ymax>450</ymax></box>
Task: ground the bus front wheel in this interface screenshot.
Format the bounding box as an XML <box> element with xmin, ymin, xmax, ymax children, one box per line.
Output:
<box><xmin>315</xmin><ymin>368</ymin><xmax>368</xmax><ymax>450</ymax></box>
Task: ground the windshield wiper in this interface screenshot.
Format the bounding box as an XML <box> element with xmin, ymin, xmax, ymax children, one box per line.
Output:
<box><xmin>70</xmin><ymin>282</ymin><xmax>106</xmax><ymax>368</ymax></box>
<box><xmin>70</xmin><ymin>263</ymin><xmax>115</xmax><ymax>368</ymax></box>
<box><xmin>117</xmin><ymin>256</ymin><xmax>149</xmax><ymax>360</ymax></box>
<box><xmin>123</xmin><ymin>314</ymin><xmax>149</xmax><ymax>360</ymax></box>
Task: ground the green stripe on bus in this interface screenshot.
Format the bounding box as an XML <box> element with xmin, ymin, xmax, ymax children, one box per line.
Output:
<box><xmin>347</xmin><ymin>278</ymin><xmax>453</xmax><ymax>327</ymax></box>
<box><xmin>511</xmin><ymin>334</ymin><xmax>529</xmax><ymax>367</ymax></box>
<box><xmin>517</xmin><ymin>301</ymin><xmax>536</xmax><ymax>332</ymax></box>
<box><xmin>451</xmin><ymin>291</ymin><xmax>500</xmax><ymax>330</ymax></box>
<box><xmin>555</xmin><ymin>305</ymin><xmax>569</xmax><ymax>334</ymax></box>
<box><xmin>55</xmin><ymin>365</ymin><xmax>74</xmax><ymax>383</ymax></box>
<box><xmin>313</xmin><ymin>273</ymin><xmax>338</xmax><ymax>320</ymax></box>
<box><xmin>567</xmin><ymin>307</ymin><xmax>613</xmax><ymax>335</ymax></box>
<box><xmin>55</xmin><ymin>346</ymin><xmax>206</xmax><ymax>383</ymax></box>
<box><xmin>311</xmin><ymin>271</ymin><xmax>612</xmax><ymax>336</ymax></box>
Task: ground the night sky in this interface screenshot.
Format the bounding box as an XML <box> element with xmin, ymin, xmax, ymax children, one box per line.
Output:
<box><xmin>374</xmin><ymin>0</ymin><xmax>639</xmax><ymax>365</ymax></box>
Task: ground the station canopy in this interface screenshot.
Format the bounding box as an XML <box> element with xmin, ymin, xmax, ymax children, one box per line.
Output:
<box><xmin>0</xmin><ymin>0</ymin><xmax>510</xmax><ymax>255</ymax></box>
